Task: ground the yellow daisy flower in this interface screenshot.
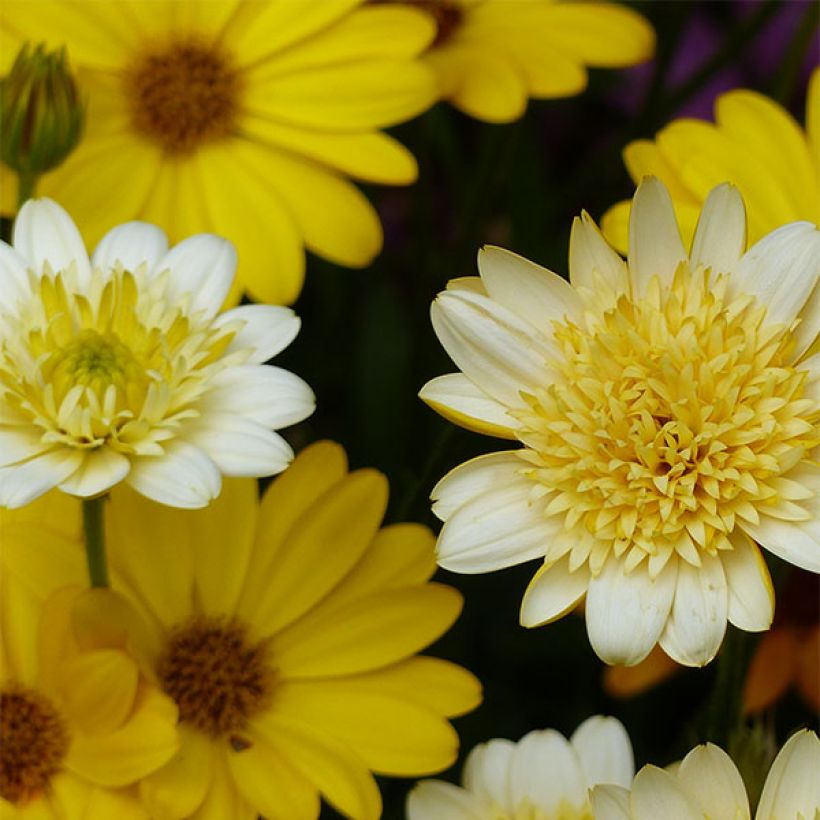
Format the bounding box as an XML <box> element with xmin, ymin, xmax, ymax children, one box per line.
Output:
<box><xmin>409</xmin><ymin>715</ymin><xmax>634</xmax><ymax>819</ymax></box>
<box><xmin>591</xmin><ymin>730</ymin><xmax>820</xmax><ymax>819</ymax></box>
<box><xmin>0</xmin><ymin>199</ymin><xmax>314</xmax><ymax>509</ymax></box>
<box><xmin>0</xmin><ymin>1</ymin><xmax>438</xmax><ymax>305</ymax></box>
<box><xmin>407</xmin><ymin>0</ymin><xmax>654</xmax><ymax>123</ymax></box>
<box><xmin>99</xmin><ymin>441</ymin><xmax>480</xmax><ymax>819</ymax></box>
<box><xmin>602</xmin><ymin>68</ymin><xmax>820</xmax><ymax>252</ymax></box>
<box><xmin>0</xmin><ymin>495</ymin><xmax>178</xmax><ymax>817</ymax></box>
<box><xmin>421</xmin><ymin>178</ymin><xmax>820</xmax><ymax>667</ymax></box>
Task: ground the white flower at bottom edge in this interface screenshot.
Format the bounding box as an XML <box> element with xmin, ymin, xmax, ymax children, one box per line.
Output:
<box><xmin>407</xmin><ymin>715</ymin><xmax>634</xmax><ymax>819</ymax></box>
<box><xmin>0</xmin><ymin>198</ymin><xmax>315</xmax><ymax>509</ymax></box>
<box><xmin>591</xmin><ymin>729</ymin><xmax>820</xmax><ymax>820</ymax></box>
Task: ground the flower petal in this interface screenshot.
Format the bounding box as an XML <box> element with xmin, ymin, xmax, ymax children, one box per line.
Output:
<box><xmin>570</xmin><ymin>716</ymin><xmax>634</xmax><ymax>789</ymax></box>
<box><xmin>213</xmin><ymin>304</ymin><xmax>301</xmax><ymax>363</ymax></box>
<box><xmin>407</xmin><ymin>781</ymin><xmax>487</xmax><ymax>820</ymax></box>
<box><xmin>58</xmin><ymin>447</ymin><xmax>130</xmax><ymax>498</ymax></box>
<box><xmin>722</xmin><ymin>532</ymin><xmax>774</xmax><ymax>632</ymax></box>
<box><xmin>739</xmin><ymin>514</ymin><xmax>820</xmax><ymax>573</ymax></box>
<box><xmin>755</xmin><ymin>730</ymin><xmax>820</xmax><ymax>820</ymax></box>
<box><xmin>676</xmin><ymin>743</ymin><xmax>750</xmax><ymax>818</ymax></box>
<box><xmin>590</xmin><ymin>785</ymin><xmax>631</xmax><ymax>820</ymax></box>
<box><xmin>519</xmin><ymin>557</ymin><xmax>589</xmax><ymax>628</ymax></box>
<box><xmin>569</xmin><ymin>210</ymin><xmax>629</xmax><ymax>296</ymax></box>
<box><xmin>92</xmin><ymin>221</ymin><xmax>168</xmax><ymax>274</ymax></box>
<box><xmin>0</xmin><ymin>448</ymin><xmax>83</xmax><ymax>508</ymax></box>
<box><xmin>689</xmin><ymin>183</ymin><xmax>746</xmax><ymax>272</ymax></box>
<box><xmin>629</xmin><ymin>766</ymin><xmax>702</xmax><ymax>820</ymax></box>
<box><xmin>462</xmin><ymin>738</ymin><xmax>515</xmax><ymax>809</ymax></box>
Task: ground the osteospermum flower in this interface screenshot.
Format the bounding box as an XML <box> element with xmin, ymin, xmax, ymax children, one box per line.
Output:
<box><xmin>421</xmin><ymin>178</ymin><xmax>820</xmax><ymax>667</ymax></box>
<box><xmin>99</xmin><ymin>441</ymin><xmax>479</xmax><ymax>820</ymax></box>
<box><xmin>0</xmin><ymin>495</ymin><xmax>178</xmax><ymax>817</ymax></box>
<box><xmin>405</xmin><ymin>0</ymin><xmax>654</xmax><ymax>123</ymax></box>
<box><xmin>0</xmin><ymin>198</ymin><xmax>314</xmax><ymax>509</ymax></box>
<box><xmin>0</xmin><ymin>2</ymin><xmax>438</xmax><ymax>305</ymax></box>
<box><xmin>591</xmin><ymin>730</ymin><xmax>820</xmax><ymax>819</ymax></box>
<box><xmin>602</xmin><ymin>68</ymin><xmax>819</xmax><ymax>251</ymax></box>
<box><xmin>408</xmin><ymin>715</ymin><xmax>634</xmax><ymax>819</ymax></box>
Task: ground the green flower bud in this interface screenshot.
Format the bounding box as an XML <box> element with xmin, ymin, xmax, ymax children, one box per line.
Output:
<box><xmin>0</xmin><ymin>43</ymin><xmax>84</xmax><ymax>177</ymax></box>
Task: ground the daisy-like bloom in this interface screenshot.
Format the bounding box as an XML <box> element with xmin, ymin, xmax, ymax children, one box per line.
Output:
<box><xmin>0</xmin><ymin>2</ymin><xmax>438</xmax><ymax>305</ymax></box>
<box><xmin>421</xmin><ymin>178</ymin><xmax>820</xmax><ymax>667</ymax></box>
<box><xmin>402</xmin><ymin>0</ymin><xmax>654</xmax><ymax>123</ymax></box>
<box><xmin>0</xmin><ymin>198</ymin><xmax>314</xmax><ymax>509</ymax></box>
<box><xmin>591</xmin><ymin>730</ymin><xmax>820</xmax><ymax>820</ymax></box>
<box><xmin>602</xmin><ymin>68</ymin><xmax>819</xmax><ymax>252</ymax></box>
<box><xmin>407</xmin><ymin>715</ymin><xmax>634</xmax><ymax>819</ymax></box>
<box><xmin>0</xmin><ymin>495</ymin><xmax>178</xmax><ymax>817</ymax></box>
<box><xmin>99</xmin><ymin>441</ymin><xmax>479</xmax><ymax>820</ymax></box>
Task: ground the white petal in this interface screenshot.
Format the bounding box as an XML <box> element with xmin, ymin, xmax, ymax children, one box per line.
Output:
<box><xmin>419</xmin><ymin>374</ymin><xmax>518</xmax><ymax>439</ymax></box>
<box><xmin>570</xmin><ymin>716</ymin><xmax>634</xmax><ymax>789</ymax></box>
<box><xmin>406</xmin><ymin>781</ymin><xmax>486</xmax><ymax>820</ymax></box>
<box><xmin>13</xmin><ymin>198</ymin><xmax>91</xmax><ymax>287</ymax></box>
<box><xmin>431</xmin><ymin>288</ymin><xmax>557</xmax><ymax>409</ymax></box>
<box><xmin>792</xmin><ymin>277</ymin><xmax>820</xmax><ymax>360</ymax></box>
<box><xmin>586</xmin><ymin>556</ymin><xmax>677</xmax><ymax>666</ymax></box>
<box><xmin>0</xmin><ymin>241</ymin><xmax>31</xmax><ymax>301</ymax></box>
<box><xmin>519</xmin><ymin>557</ymin><xmax>589</xmax><ymax>627</ymax></box>
<box><xmin>689</xmin><ymin>184</ymin><xmax>746</xmax><ymax>272</ymax></box>
<box><xmin>462</xmin><ymin>739</ymin><xmax>515</xmax><ymax>809</ymax></box>
<box><xmin>629</xmin><ymin>766</ymin><xmax>702</xmax><ymax>820</ymax></box>
<box><xmin>659</xmin><ymin>553</ymin><xmax>728</xmax><ymax>667</ymax></box>
<box><xmin>157</xmin><ymin>234</ymin><xmax>237</xmax><ymax>318</ymax></box>
<box><xmin>628</xmin><ymin>178</ymin><xmax>688</xmax><ymax>296</ymax></box>
<box><xmin>477</xmin><ymin>245</ymin><xmax>583</xmax><ymax>330</ymax></box>
<box><xmin>722</xmin><ymin>532</ymin><xmax>774</xmax><ymax>632</ymax></box>
<box><xmin>509</xmin><ymin>730</ymin><xmax>586</xmax><ymax>815</ymax></box>
<box><xmin>590</xmin><ymin>784</ymin><xmax>631</xmax><ymax>820</ymax></box>
<box><xmin>127</xmin><ymin>442</ymin><xmax>221</xmax><ymax>509</ymax></box>
<box><xmin>0</xmin><ymin>427</ymin><xmax>50</xmax><ymax>467</ymax></box>
<box><xmin>756</xmin><ymin>730</ymin><xmax>820</xmax><ymax>819</ymax></box>
<box><xmin>569</xmin><ymin>211</ymin><xmax>629</xmax><ymax>295</ymax></box>
<box><xmin>676</xmin><ymin>744</ymin><xmax>750</xmax><ymax>819</ymax></box>
<box><xmin>92</xmin><ymin>222</ymin><xmax>168</xmax><ymax>274</ymax></box>
<box><xmin>213</xmin><ymin>304</ymin><xmax>301</xmax><ymax>363</ymax></box>
<box><xmin>431</xmin><ymin>451</ymin><xmax>526</xmax><ymax>521</ymax></box>
<box><xmin>58</xmin><ymin>447</ymin><xmax>130</xmax><ymax>497</ymax></box>
<box><xmin>739</xmin><ymin>515</ymin><xmax>820</xmax><ymax>573</ymax></box>
<box><xmin>729</xmin><ymin>222</ymin><xmax>820</xmax><ymax>328</ymax></box>
<box><xmin>187</xmin><ymin>417</ymin><xmax>293</xmax><ymax>477</ymax></box>
<box><xmin>0</xmin><ymin>448</ymin><xmax>83</xmax><ymax>508</ymax></box>
<box><xmin>204</xmin><ymin>365</ymin><xmax>315</xmax><ymax>429</ymax></box>
<box><xmin>436</xmin><ymin>479</ymin><xmax>558</xmax><ymax>573</ymax></box>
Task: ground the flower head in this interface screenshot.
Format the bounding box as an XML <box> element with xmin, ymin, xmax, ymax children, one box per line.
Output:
<box><xmin>602</xmin><ymin>68</ymin><xmax>820</xmax><ymax>251</ymax></box>
<box><xmin>421</xmin><ymin>178</ymin><xmax>820</xmax><ymax>667</ymax></box>
<box><xmin>0</xmin><ymin>198</ymin><xmax>314</xmax><ymax>509</ymax></box>
<box><xmin>408</xmin><ymin>715</ymin><xmax>634</xmax><ymax>819</ymax></box>
<box><xmin>410</xmin><ymin>0</ymin><xmax>654</xmax><ymax>123</ymax></box>
<box><xmin>591</xmin><ymin>730</ymin><xmax>820</xmax><ymax>820</ymax></box>
<box><xmin>98</xmin><ymin>441</ymin><xmax>479</xmax><ymax>820</ymax></box>
<box><xmin>1</xmin><ymin>1</ymin><xmax>438</xmax><ymax>304</ymax></box>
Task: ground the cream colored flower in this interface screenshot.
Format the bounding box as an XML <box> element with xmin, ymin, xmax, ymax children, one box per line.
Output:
<box><xmin>0</xmin><ymin>198</ymin><xmax>314</xmax><ymax>508</ymax></box>
<box><xmin>591</xmin><ymin>729</ymin><xmax>820</xmax><ymax>819</ymax></box>
<box><xmin>408</xmin><ymin>715</ymin><xmax>634</xmax><ymax>819</ymax></box>
<box><xmin>421</xmin><ymin>178</ymin><xmax>820</xmax><ymax>667</ymax></box>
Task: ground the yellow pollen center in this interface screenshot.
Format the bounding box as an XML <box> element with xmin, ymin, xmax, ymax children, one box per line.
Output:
<box><xmin>514</xmin><ymin>267</ymin><xmax>819</xmax><ymax>577</ymax></box>
<box><xmin>157</xmin><ymin>617</ymin><xmax>275</xmax><ymax>740</ymax></box>
<box><xmin>0</xmin><ymin>685</ymin><xmax>69</xmax><ymax>805</ymax></box>
<box><xmin>127</xmin><ymin>42</ymin><xmax>239</xmax><ymax>154</ymax></box>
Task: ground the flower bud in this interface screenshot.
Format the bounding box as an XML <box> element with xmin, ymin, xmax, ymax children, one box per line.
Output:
<box><xmin>0</xmin><ymin>43</ymin><xmax>84</xmax><ymax>176</ymax></box>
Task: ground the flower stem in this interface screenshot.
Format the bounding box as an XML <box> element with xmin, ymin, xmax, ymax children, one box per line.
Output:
<box><xmin>82</xmin><ymin>496</ymin><xmax>109</xmax><ymax>588</ymax></box>
<box><xmin>705</xmin><ymin>627</ymin><xmax>755</xmax><ymax>746</ymax></box>
<box><xmin>16</xmin><ymin>170</ymin><xmax>38</xmax><ymax>208</ymax></box>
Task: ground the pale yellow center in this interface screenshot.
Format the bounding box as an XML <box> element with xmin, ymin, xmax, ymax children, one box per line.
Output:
<box><xmin>514</xmin><ymin>267</ymin><xmax>819</xmax><ymax>577</ymax></box>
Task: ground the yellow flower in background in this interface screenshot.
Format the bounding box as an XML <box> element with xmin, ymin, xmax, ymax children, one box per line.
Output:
<box><xmin>98</xmin><ymin>441</ymin><xmax>479</xmax><ymax>820</ymax></box>
<box><xmin>0</xmin><ymin>1</ymin><xmax>438</xmax><ymax>305</ymax></box>
<box><xmin>408</xmin><ymin>715</ymin><xmax>634</xmax><ymax>819</ymax></box>
<box><xmin>408</xmin><ymin>0</ymin><xmax>654</xmax><ymax>123</ymax></box>
<box><xmin>0</xmin><ymin>496</ymin><xmax>178</xmax><ymax>817</ymax></box>
<box><xmin>421</xmin><ymin>178</ymin><xmax>820</xmax><ymax>667</ymax></box>
<box><xmin>591</xmin><ymin>730</ymin><xmax>820</xmax><ymax>819</ymax></box>
<box><xmin>0</xmin><ymin>199</ymin><xmax>314</xmax><ymax>509</ymax></box>
<box><xmin>602</xmin><ymin>68</ymin><xmax>820</xmax><ymax>252</ymax></box>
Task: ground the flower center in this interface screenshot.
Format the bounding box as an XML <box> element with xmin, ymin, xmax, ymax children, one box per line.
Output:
<box><xmin>514</xmin><ymin>267</ymin><xmax>819</xmax><ymax>577</ymax></box>
<box><xmin>0</xmin><ymin>684</ymin><xmax>70</xmax><ymax>805</ymax></box>
<box><xmin>157</xmin><ymin>617</ymin><xmax>275</xmax><ymax>741</ymax></box>
<box><xmin>127</xmin><ymin>41</ymin><xmax>239</xmax><ymax>154</ymax></box>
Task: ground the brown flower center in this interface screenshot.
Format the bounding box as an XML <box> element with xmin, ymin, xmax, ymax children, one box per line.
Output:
<box><xmin>0</xmin><ymin>685</ymin><xmax>69</xmax><ymax>805</ymax></box>
<box><xmin>127</xmin><ymin>42</ymin><xmax>239</xmax><ymax>154</ymax></box>
<box><xmin>157</xmin><ymin>617</ymin><xmax>275</xmax><ymax>740</ymax></box>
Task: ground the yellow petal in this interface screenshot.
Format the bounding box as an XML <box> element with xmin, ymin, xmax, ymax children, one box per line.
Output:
<box><xmin>807</xmin><ymin>68</ymin><xmax>820</xmax><ymax>203</ymax></box>
<box><xmin>623</xmin><ymin>139</ymin><xmax>697</xmax><ymax>201</ymax></box>
<box><xmin>272</xmin><ymin>584</ymin><xmax>462</xmax><ymax>677</ymax></box>
<box><xmin>600</xmin><ymin>199</ymin><xmax>631</xmax><ymax>256</ymax></box>
<box><xmin>190</xmin><ymin>750</ymin><xmax>254</xmax><ymax>820</ymax></box>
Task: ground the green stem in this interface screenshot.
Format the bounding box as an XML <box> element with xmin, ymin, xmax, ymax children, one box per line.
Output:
<box><xmin>16</xmin><ymin>170</ymin><xmax>38</xmax><ymax>207</ymax></box>
<box><xmin>705</xmin><ymin>627</ymin><xmax>755</xmax><ymax>746</ymax></box>
<box><xmin>82</xmin><ymin>496</ymin><xmax>109</xmax><ymax>588</ymax></box>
